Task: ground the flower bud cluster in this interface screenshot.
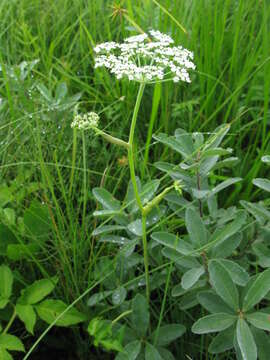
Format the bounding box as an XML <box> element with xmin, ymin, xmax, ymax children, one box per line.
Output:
<box><xmin>71</xmin><ymin>112</ymin><xmax>99</xmax><ymax>130</ymax></box>
<box><xmin>94</xmin><ymin>30</ymin><xmax>195</xmax><ymax>83</ymax></box>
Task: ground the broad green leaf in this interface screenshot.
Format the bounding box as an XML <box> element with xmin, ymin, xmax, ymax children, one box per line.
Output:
<box><xmin>127</xmin><ymin>180</ymin><xmax>160</xmax><ymax>214</ymax></box>
<box><xmin>151</xmin><ymin>324</ymin><xmax>186</xmax><ymax>346</ymax></box>
<box><xmin>92</xmin><ymin>225</ymin><xmax>126</xmax><ymax>236</ymax></box>
<box><xmin>185</xmin><ymin>208</ymin><xmax>207</xmax><ymax>246</ymax></box>
<box><xmin>246</xmin><ymin>312</ymin><xmax>270</xmax><ymax>331</ymax></box>
<box><xmin>211</xmin><ymin>178</ymin><xmax>242</xmax><ymax>197</ymax></box>
<box><xmin>208</xmin><ymin>212</ymin><xmax>246</xmax><ymax>250</ymax></box>
<box><xmin>208</xmin><ymin>260</ymin><xmax>239</xmax><ymax>311</ymax></box>
<box><xmin>172</xmin><ymin>279</ymin><xmax>206</xmax><ymax>298</ymax></box>
<box><xmin>128</xmin><ymin>207</ymin><xmax>166</xmax><ymax>236</ymax></box>
<box><xmin>127</xmin><ymin>219</ymin><xmax>142</xmax><ymax>237</ymax></box>
<box><xmin>36</xmin><ymin>83</ymin><xmax>52</xmax><ymax>102</ymax></box>
<box><xmin>140</xmin><ymin>180</ymin><xmax>160</xmax><ymax>205</ymax></box>
<box><xmin>202</xmin><ymin>147</ymin><xmax>233</xmax><ymax>158</ymax></box>
<box><xmin>199</xmin><ymin>156</ymin><xmax>219</xmax><ymax>176</ymax></box>
<box><xmin>179</xmin><ymin>291</ymin><xmax>200</xmax><ymax>310</ymax></box>
<box><xmin>0</xmin><ymin>265</ymin><xmax>13</xmax><ymax>300</ymax></box>
<box><xmin>145</xmin><ymin>343</ymin><xmax>163</xmax><ymax>360</ymax></box>
<box><xmin>125</xmin><ymin>177</ymin><xmax>141</xmax><ymax>213</ymax></box>
<box><xmin>157</xmin><ymin>347</ymin><xmax>175</xmax><ymax>360</ymax></box>
<box><xmin>115</xmin><ymin>340</ymin><xmax>141</xmax><ymax>360</ymax></box>
<box><xmin>35</xmin><ymin>299</ymin><xmax>86</xmax><ymax>327</ymax></box>
<box><xmin>192</xmin><ymin>131</ymin><xmax>204</xmax><ymax>148</ymax></box>
<box><xmin>211</xmin><ymin>232</ymin><xmax>242</xmax><ymax>258</ymax></box>
<box><xmin>181</xmin><ymin>266</ymin><xmax>205</xmax><ymax>290</ymax></box>
<box><xmin>236</xmin><ymin>319</ymin><xmax>257</xmax><ymax>360</ymax></box>
<box><xmin>252</xmin><ymin>327</ymin><xmax>270</xmax><ymax>360</ymax></box>
<box><xmin>16</xmin><ymin>304</ymin><xmax>36</xmax><ymax>334</ymax></box>
<box><xmin>218</xmin><ymin>259</ymin><xmax>249</xmax><ymax>286</ymax></box>
<box><xmin>0</xmin><ymin>298</ymin><xmax>8</xmax><ymax>309</ymax></box>
<box><xmin>131</xmin><ymin>294</ymin><xmax>149</xmax><ymax>337</ymax></box>
<box><xmin>209</xmin><ymin>327</ymin><xmax>235</xmax><ymax>354</ymax></box>
<box><xmin>197</xmin><ymin>291</ymin><xmax>235</xmax><ymax>314</ymax></box>
<box><xmin>153</xmin><ymin>132</ymin><xmax>193</xmax><ymax>158</ymax></box>
<box><xmin>253</xmin><ymin>178</ymin><xmax>270</xmax><ymax>192</ymax></box>
<box><xmin>0</xmin><ymin>348</ymin><xmax>12</xmax><ymax>360</ymax></box>
<box><xmin>192</xmin><ymin>313</ymin><xmax>236</xmax><ymax>334</ymax></box>
<box><xmin>204</xmin><ymin>124</ymin><xmax>230</xmax><ymax>150</ymax></box>
<box><xmin>7</xmin><ymin>244</ymin><xmax>39</xmax><ymax>261</ymax></box>
<box><xmin>243</xmin><ymin>268</ymin><xmax>270</xmax><ymax>311</ymax></box>
<box><xmin>252</xmin><ymin>242</ymin><xmax>270</xmax><ymax>267</ymax></box>
<box><xmin>212</xmin><ymin>157</ymin><xmax>239</xmax><ymax>171</ymax></box>
<box><xmin>88</xmin><ymin>319</ymin><xmax>125</xmax><ymax>353</ymax></box>
<box><xmin>241</xmin><ymin>200</ymin><xmax>270</xmax><ymax>224</ymax></box>
<box><xmin>99</xmin><ymin>235</ymin><xmax>130</xmax><ymax>245</ymax></box>
<box><xmin>119</xmin><ymin>239</ymin><xmax>138</xmax><ymax>257</ymax></box>
<box><xmin>93</xmin><ymin>209</ymin><xmax>121</xmax><ymax>217</ymax></box>
<box><xmin>0</xmin><ymin>187</ymin><xmax>13</xmax><ymax>208</ymax></box>
<box><xmin>0</xmin><ymin>224</ymin><xmax>17</xmax><ymax>256</ymax></box>
<box><xmin>88</xmin><ymin>317</ymin><xmax>110</xmax><ymax>338</ymax></box>
<box><xmin>174</xmin><ymin>128</ymin><xmax>194</xmax><ymax>155</ymax></box>
<box><xmin>55</xmin><ymin>82</ymin><xmax>67</xmax><ymax>101</ymax></box>
<box><xmin>0</xmin><ymin>334</ymin><xmax>25</xmax><ymax>352</ymax></box>
<box><xmin>151</xmin><ymin>232</ymin><xmax>194</xmax><ymax>256</ymax></box>
<box><xmin>112</xmin><ymin>287</ymin><xmax>127</xmax><ymax>306</ymax></box>
<box><xmin>87</xmin><ymin>290</ymin><xmax>113</xmax><ymax>306</ymax></box>
<box><xmin>262</xmin><ymin>155</ymin><xmax>270</xmax><ymax>164</ymax></box>
<box><xmin>23</xmin><ymin>200</ymin><xmax>51</xmax><ymax>239</ymax></box>
<box><xmin>163</xmin><ymin>248</ymin><xmax>200</xmax><ymax>268</ymax></box>
<box><xmin>154</xmin><ymin>162</ymin><xmax>195</xmax><ymax>187</ymax></box>
<box><xmin>3</xmin><ymin>209</ymin><xmax>15</xmax><ymax>225</ymax></box>
<box><xmin>92</xmin><ymin>188</ymin><xmax>121</xmax><ymax>211</ymax></box>
<box><xmin>207</xmin><ymin>194</ymin><xmax>218</xmax><ymax>218</ymax></box>
<box><xmin>18</xmin><ymin>277</ymin><xmax>58</xmax><ymax>305</ymax></box>
<box><xmin>100</xmin><ymin>338</ymin><xmax>124</xmax><ymax>353</ymax></box>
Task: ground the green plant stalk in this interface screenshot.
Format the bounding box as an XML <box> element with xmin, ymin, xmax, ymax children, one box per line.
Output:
<box><xmin>69</xmin><ymin>128</ymin><xmax>77</xmax><ymax>197</ymax></box>
<box><xmin>128</xmin><ymin>82</ymin><xmax>151</xmax><ymax>303</ymax></box>
<box><xmin>3</xmin><ymin>306</ymin><xmax>16</xmax><ymax>334</ymax></box>
<box><xmin>142</xmin><ymin>82</ymin><xmax>161</xmax><ymax>178</ymax></box>
<box><xmin>128</xmin><ymin>82</ymin><xmax>145</xmax><ymax>212</ymax></box>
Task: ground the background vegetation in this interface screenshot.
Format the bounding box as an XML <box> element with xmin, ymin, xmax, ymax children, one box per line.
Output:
<box><xmin>0</xmin><ymin>0</ymin><xmax>269</xmax><ymax>358</ymax></box>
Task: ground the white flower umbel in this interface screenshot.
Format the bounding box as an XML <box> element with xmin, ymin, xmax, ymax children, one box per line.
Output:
<box><xmin>94</xmin><ymin>30</ymin><xmax>195</xmax><ymax>83</ymax></box>
<box><xmin>71</xmin><ymin>112</ymin><xmax>99</xmax><ymax>130</ymax></box>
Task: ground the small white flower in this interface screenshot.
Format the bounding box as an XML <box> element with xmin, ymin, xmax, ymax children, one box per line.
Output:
<box><xmin>71</xmin><ymin>112</ymin><xmax>99</xmax><ymax>130</ymax></box>
<box><xmin>124</xmin><ymin>33</ymin><xmax>148</xmax><ymax>43</ymax></box>
<box><xmin>94</xmin><ymin>30</ymin><xmax>195</xmax><ymax>84</ymax></box>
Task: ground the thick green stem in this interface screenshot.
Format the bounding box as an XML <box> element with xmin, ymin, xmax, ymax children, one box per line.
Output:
<box><xmin>128</xmin><ymin>82</ymin><xmax>145</xmax><ymax>212</ymax></box>
<box><xmin>142</xmin><ymin>82</ymin><xmax>161</xmax><ymax>178</ymax></box>
<box><xmin>128</xmin><ymin>82</ymin><xmax>151</xmax><ymax>302</ymax></box>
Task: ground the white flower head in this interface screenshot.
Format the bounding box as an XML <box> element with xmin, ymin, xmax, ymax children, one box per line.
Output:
<box><xmin>71</xmin><ymin>112</ymin><xmax>99</xmax><ymax>130</ymax></box>
<box><xmin>94</xmin><ymin>30</ymin><xmax>195</xmax><ymax>83</ymax></box>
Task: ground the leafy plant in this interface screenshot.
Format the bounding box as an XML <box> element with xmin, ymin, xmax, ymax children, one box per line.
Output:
<box><xmin>0</xmin><ymin>264</ymin><xmax>86</xmax><ymax>359</ymax></box>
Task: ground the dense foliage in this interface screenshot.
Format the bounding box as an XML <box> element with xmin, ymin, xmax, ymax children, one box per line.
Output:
<box><xmin>0</xmin><ymin>0</ymin><xmax>269</xmax><ymax>359</ymax></box>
